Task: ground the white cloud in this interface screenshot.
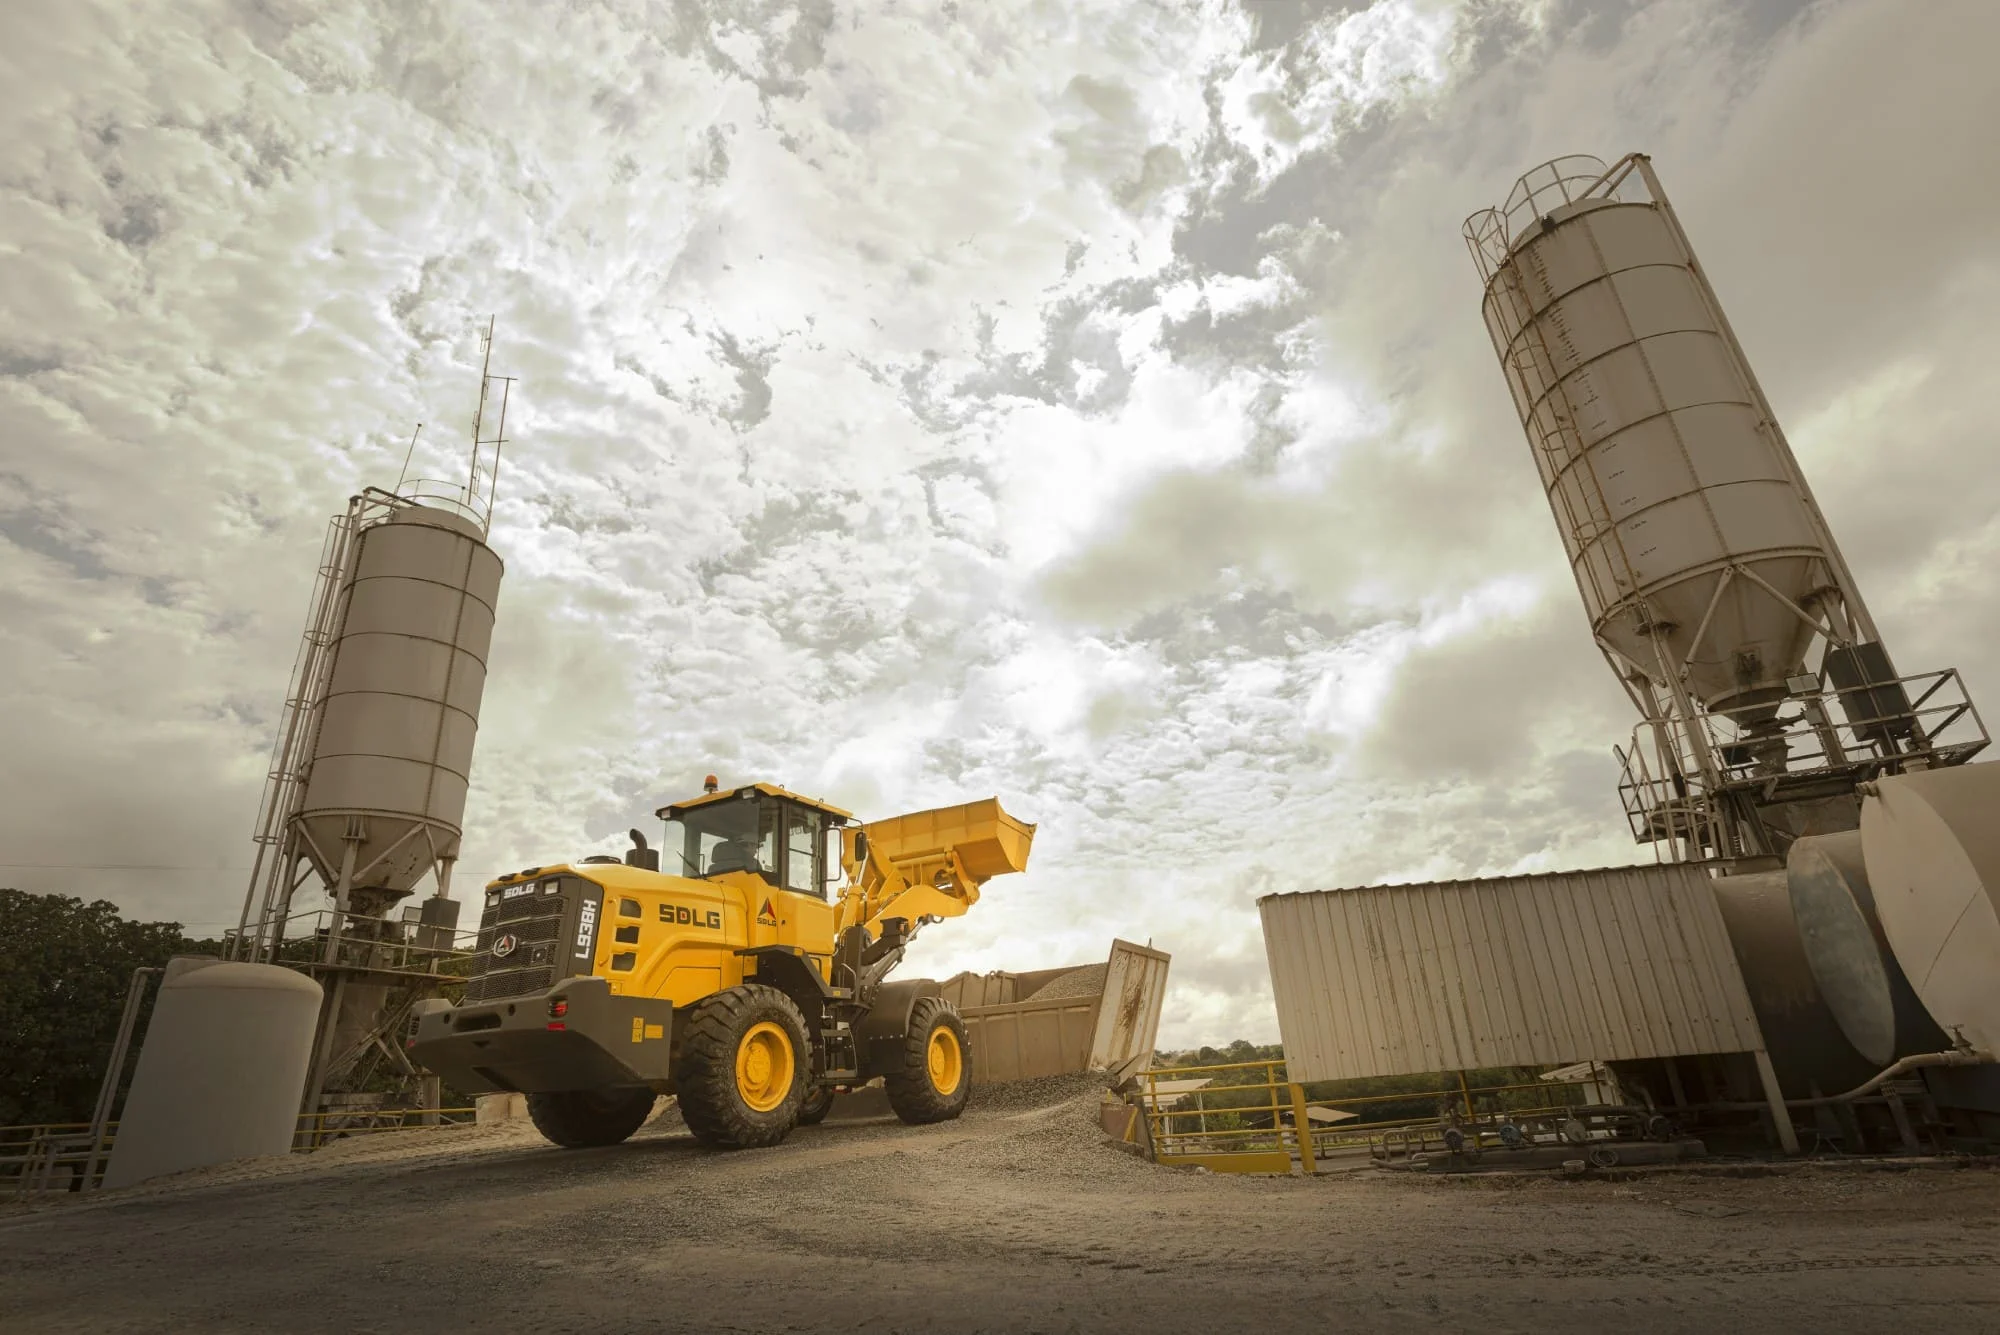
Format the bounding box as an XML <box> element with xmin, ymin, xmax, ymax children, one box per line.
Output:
<box><xmin>4</xmin><ymin>0</ymin><xmax>1996</xmax><ymax>1048</ymax></box>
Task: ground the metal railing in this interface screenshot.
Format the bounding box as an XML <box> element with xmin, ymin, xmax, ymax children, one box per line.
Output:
<box><xmin>0</xmin><ymin>1122</ymin><xmax>115</xmax><ymax>1196</ymax></box>
<box><xmin>1614</xmin><ymin>666</ymin><xmax>1988</xmax><ymax>851</ymax></box>
<box><xmin>223</xmin><ymin>908</ymin><xmax>483</xmax><ymax>980</ymax></box>
<box><xmin>294</xmin><ymin>1105</ymin><xmax>479</xmax><ymax>1151</ymax></box>
<box><xmin>1138</xmin><ymin>1060</ymin><xmax>1318</xmax><ymax>1174</ymax></box>
<box><xmin>1</xmin><ymin>1106</ymin><xmax>480</xmax><ymax>1196</ymax></box>
<box><xmin>1134</xmin><ymin>1062</ymin><xmax>1597</xmax><ymax>1174</ymax></box>
<box><xmin>1463</xmin><ymin>153</ymin><xmax>1651</xmax><ymax>281</ymax></box>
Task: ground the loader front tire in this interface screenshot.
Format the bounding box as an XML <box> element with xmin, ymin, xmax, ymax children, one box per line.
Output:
<box><xmin>526</xmin><ymin>1086</ymin><xmax>657</xmax><ymax>1149</ymax></box>
<box><xmin>675</xmin><ymin>984</ymin><xmax>809</xmax><ymax>1150</ymax></box>
<box><xmin>885</xmin><ymin>996</ymin><xmax>971</xmax><ymax>1125</ymax></box>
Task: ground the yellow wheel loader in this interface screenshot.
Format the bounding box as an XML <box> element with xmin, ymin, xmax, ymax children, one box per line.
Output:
<box><xmin>409</xmin><ymin>781</ymin><xmax>1034</xmax><ymax>1151</ymax></box>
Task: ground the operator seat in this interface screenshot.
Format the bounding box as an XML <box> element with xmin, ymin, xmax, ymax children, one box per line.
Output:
<box><xmin>707</xmin><ymin>839</ymin><xmax>760</xmax><ymax>875</ymax></box>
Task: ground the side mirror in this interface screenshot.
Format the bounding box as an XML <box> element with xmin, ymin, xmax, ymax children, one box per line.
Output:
<box><xmin>852</xmin><ymin>831</ymin><xmax>869</xmax><ymax>865</ymax></box>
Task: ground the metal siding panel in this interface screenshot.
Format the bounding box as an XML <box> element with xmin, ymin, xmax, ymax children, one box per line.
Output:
<box><xmin>1418</xmin><ymin>887</ymin><xmax>1460</xmax><ymax>1070</ymax></box>
<box><xmin>1638</xmin><ymin>867</ymin><xmax>1705</xmax><ymax>1052</ymax></box>
<box><xmin>1317</xmin><ymin>893</ymin><xmax>1352</xmax><ymax>1074</ymax></box>
<box><xmin>1562</xmin><ymin>873</ymin><xmax>1624</xmax><ymax>1057</ymax></box>
<box><xmin>1279</xmin><ymin>896</ymin><xmax>1326</xmax><ymax>1073</ymax></box>
<box><xmin>1439</xmin><ymin>885</ymin><xmax>1482</xmax><ymax>1069</ymax></box>
<box><xmin>1344</xmin><ymin>892</ymin><xmax>1384</xmax><ymax>1073</ymax></box>
<box><xmin>1613</xmin><ymin>870</ymin><xmax>1671</xmax><ymax>1059</ymax></box>
<box><xmin>1614</xmin><ymin>869</ymin><xmax>1674</xmax><ymax>1056</ymax></box>
<box><xmin>1303</xmin><ymin>893</ymin><xmax>1346</xmax><ymax>1074</ymax></box>
<box><xmin>1528</xmin><ymin>876</ymin><xmax>1589</xmax><ymax>1061</ymax></box>
<box><xmin>1502</xmin><ymin>877</ymin><xmax>1558</xmax><ymax>1064</ymax></box>
<box><xmin>1266</xmin><ymin>897</ymin><xmax>1323</xmax><ymax>1074</ymax></box>
<box><xmin>1596</xmin><ymin>871</ymin><xmax>1655</xmax><ymax>1058</ymax></box>
<box><xmin>1262</xmin><ymin>863</ymin><xmax>1767</xmax><ymax>1081</ymax></box>
<box><xmin>1379</xmin><ymin>891</ymin><xmax>1421</xmax><ymax>1070</ymax></box>
<box><xmin>1388</xmin><ymin>889</ymin><xmax>1440</xmax><ymax>1072</ymax></box>
<box><xmin>1341</xmin><ymin>894</ymin><xmax>1378</xmax><ymax>1073</ymax></box>
<box><xmin>1501</xmin><ymin>879</ymin><xmax>1554</xmax><ymax>1067</ymax></box>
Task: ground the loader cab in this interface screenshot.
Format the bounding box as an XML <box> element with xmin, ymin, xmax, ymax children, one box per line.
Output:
<box><xmin>657</xmin><ymin>782</ymin><xmax>852</xmax><ymax>901</ymax></box>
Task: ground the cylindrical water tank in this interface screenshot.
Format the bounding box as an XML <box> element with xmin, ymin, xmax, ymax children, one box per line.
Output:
<box><xmin>1787</xmin><ymin>831</ymin><xmax>1946</xmax><ymax>1065</ymax></box>
<box><xmin>102</xmin><ymin>958</ymin><xmax>322</xmax><ymax>1190</ymax></box>
<box><xmin>1465</xmin><ymin>155</ymin><xmax>1852</xmax><ymax>719</ymax></box>
<box><xmin>297</xmin><ymin>504</ymin><xmax>504</xmax><ymax>902</ymax></box>
<box><xmin>1709</xmin><ymin>871</ymin><xmax>1877</xmax><ymax>1097</ymax></box>
<box><xmin>1861</xmin><ymin>762</ymin><xmax>2000</xmax><ymax>1053</ymax></box>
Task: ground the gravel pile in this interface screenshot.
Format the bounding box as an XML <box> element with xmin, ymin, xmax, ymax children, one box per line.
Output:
<box><xmin>966</xmin><ymin>1069</ymin><xmax>1111</xmax><ymax>1114</ymax></box>
<box><xmin>1024</xmin><ymin>962</ymin><xmax>1107</xmax><ymax>1001</ymax></box>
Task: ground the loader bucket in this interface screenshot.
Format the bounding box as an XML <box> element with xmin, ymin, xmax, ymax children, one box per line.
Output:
<box><xmin>858</xmin><ymin>797</ymin><xmax>1035</xmax><ymax>888</ymax></box>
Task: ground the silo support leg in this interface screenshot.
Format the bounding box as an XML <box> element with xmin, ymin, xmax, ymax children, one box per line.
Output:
<box><xmin>1751</xmin><ymin>1048</ymin><xmax>1800</xmax><ymax>1154</ymax></box>
<box><xmin>298</xmin><ymin>974</ymin><xmax>348</xmax><ymax>1148</ymax></box>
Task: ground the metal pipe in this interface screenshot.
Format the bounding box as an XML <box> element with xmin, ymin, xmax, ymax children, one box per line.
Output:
<box><xmin>82</xmin><ymin>966</ymin><xmax>160</xmax><ymax>1190</ymax></box>
<box><xmin>1700</xmin><ymin>1047</ymin><xmax>1994</xmax><ymax>1112</ymax></box>
<box><xmin>1796</xmin><ymin>1047</ymin><xmax>1992</xmax><ymax>1106</ymax></box>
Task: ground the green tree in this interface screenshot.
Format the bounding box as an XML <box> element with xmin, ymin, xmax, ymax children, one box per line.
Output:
<box><xmin>0</xmin><ymin>889</ymin><xmax>200</xmax><ymax>1126</ymax></box>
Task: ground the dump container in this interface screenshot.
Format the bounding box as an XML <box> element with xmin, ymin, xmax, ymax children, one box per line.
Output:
<box><xmin>947</xmin><ymin>939</ymin><xmax>1171</xmax><ymax>1083</ymax></box>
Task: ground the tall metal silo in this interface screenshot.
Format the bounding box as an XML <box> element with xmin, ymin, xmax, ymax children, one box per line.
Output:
<box><xmin>232</xmin><ymin>321</ymin><xmax>514</xmax><ymax>1118</ymax></box>
<box><xmin>293</xmin><ymin>501</ymin><xmax>502</xmax><ymax>919</ymax></box>
<box><xmin>1464</xmin><ymin>155</ymin><xmax>1987</xmax><ymax>863</ymax></box>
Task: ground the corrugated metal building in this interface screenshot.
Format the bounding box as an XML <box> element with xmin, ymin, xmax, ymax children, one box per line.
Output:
<box><xmin>1259</xmin><ymin>864</ymin><xmax>1770</xmax><ymax>1083</ymax></box>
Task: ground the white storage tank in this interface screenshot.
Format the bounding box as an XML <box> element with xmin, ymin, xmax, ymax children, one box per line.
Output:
<box><xmin>297</xmin><ymin>503</ymin><xmax>504</xmax><ymax>911</ymax></box>
<box><xmin>1861</xmin><ymin>762</ymin><xmax>2000</xmax><ymax>1053</ymax></box>
<box><xmin>1787</xmin><ymin>831</ymin><xmax>1947</xmax><ymax>1063</ymax></box>
<box><xmin>1709</xmin><ymin>869</ymin><xmax>1880</xmax><ymax>1097</ymax></box>
<box><xmin>1464</xmin><ymin>154</ymin><xmax>1867</xmax><ymax>724</ymax></box>
<box><xmin>102</xmin><ymin>958</ymin><xmax>322</xmax><ymax>1190</ymax></box>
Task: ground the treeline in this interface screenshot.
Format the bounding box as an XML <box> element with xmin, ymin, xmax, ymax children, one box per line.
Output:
<box><xmin>0</xmin><ymin>889</ymin><xmax>219</xmax><ymax>1127</ymax></box>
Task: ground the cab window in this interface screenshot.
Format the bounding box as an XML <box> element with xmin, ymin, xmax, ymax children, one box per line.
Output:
<box><xmin>662</xmin><ymin>791</ymin><xmax>787</xmax><ymax>888</ymax></box>
<box><xmin>785</xmin><ymin>805</ymin><xmax>821</xmax><ymax>897</ymax></box>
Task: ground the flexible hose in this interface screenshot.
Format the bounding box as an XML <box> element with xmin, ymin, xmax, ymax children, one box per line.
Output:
<box><xmin>1796</xmin><ymin>1047</ymin><xmax>1994</xmax><ymax>1106</ymax></box>
<box><xmin>1697</xmin><ymin>1047</ymin><xmax>1994</xmax><ymax>1112</ymax></box>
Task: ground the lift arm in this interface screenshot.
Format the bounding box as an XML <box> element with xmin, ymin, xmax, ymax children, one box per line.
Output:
<box><xmin>832</xmin><ymin>798</ymin><xmax>1035</xmax><ymax>944</ymax></box>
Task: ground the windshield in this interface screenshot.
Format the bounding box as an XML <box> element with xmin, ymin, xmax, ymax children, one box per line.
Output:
<box><xmin>665</xmin><ymin>795</ymin><xmax>777</xmax><ymax>882</ymax></box>
<box><xmin>663</xmin><ymin>792</ymin><xmax>831</xmax><ymax>897</ymax></box>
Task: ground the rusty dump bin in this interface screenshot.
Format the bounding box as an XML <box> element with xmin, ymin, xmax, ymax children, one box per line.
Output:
<box><xmin>941</xmin><ymin>939</ymin><xmax>1172</xmax><ymax>1083</ymax></box>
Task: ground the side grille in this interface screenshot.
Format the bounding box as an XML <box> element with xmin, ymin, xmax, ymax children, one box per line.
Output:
<box><xmin>465</xmin><ymin>880</ymin><xmax>573</xmax><ymax>1004</ymax></box>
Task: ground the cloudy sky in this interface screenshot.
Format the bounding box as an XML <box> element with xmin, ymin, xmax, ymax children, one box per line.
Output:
<box><xmin>4</xmin><ymin>0</ymin><xmax>1995</xmax><ymax>1044</ymax></box>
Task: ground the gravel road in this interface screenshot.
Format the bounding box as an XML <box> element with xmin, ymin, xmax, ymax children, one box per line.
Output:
<box><xmin>3</xmin><ymin>1077</ymin><xmax>1996</xmax><ymax>1334</ymax></box>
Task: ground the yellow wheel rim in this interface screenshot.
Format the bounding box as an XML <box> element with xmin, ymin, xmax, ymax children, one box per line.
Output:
<box><xmin>926</xmin><ymin>1024</ymin><xmax>963</xmax><ymax>1096</ymax></box>
<box><xmin>735</xmin><ymin>1021</ymin><xmax>795</xmax><ymax>1113</ymax></box>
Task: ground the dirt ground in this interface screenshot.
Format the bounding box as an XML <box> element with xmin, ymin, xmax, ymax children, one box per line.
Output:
<box><xmin>3</xmin><ymin>1076</ymin><xmax>1996</xmax><ymax>1334</ymax></box>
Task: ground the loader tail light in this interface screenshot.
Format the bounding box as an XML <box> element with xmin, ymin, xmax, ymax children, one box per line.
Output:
<box><xmin>549</xmin><ymin>998</ymin><xmax>568</xmax><ymax>1018</ymax></box>
<box><xmin>546</xmin><ymin>1022</ymin><xmax>567</xmax><ymax>1031</ymax></box>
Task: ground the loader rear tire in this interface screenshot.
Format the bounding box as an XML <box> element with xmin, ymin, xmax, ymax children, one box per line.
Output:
<box><xmin>885</xmin><ymin>996</ymin><xmax>971</xmax><ymax>1125</ymax></box>
<box><xmin>674</xmin><ymin>984</ymin><xmax>809</xmax><ymax>1150</ymax></box>
<box><xmin>526</xmin><ymin>1086</ymin><xmax>657</xmax><ymax>1149</ymax></box>
<box><xmin>796</xmin><ymin>1085</ymin><xmax>835</xmax><ymax>1126</ymax></box>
